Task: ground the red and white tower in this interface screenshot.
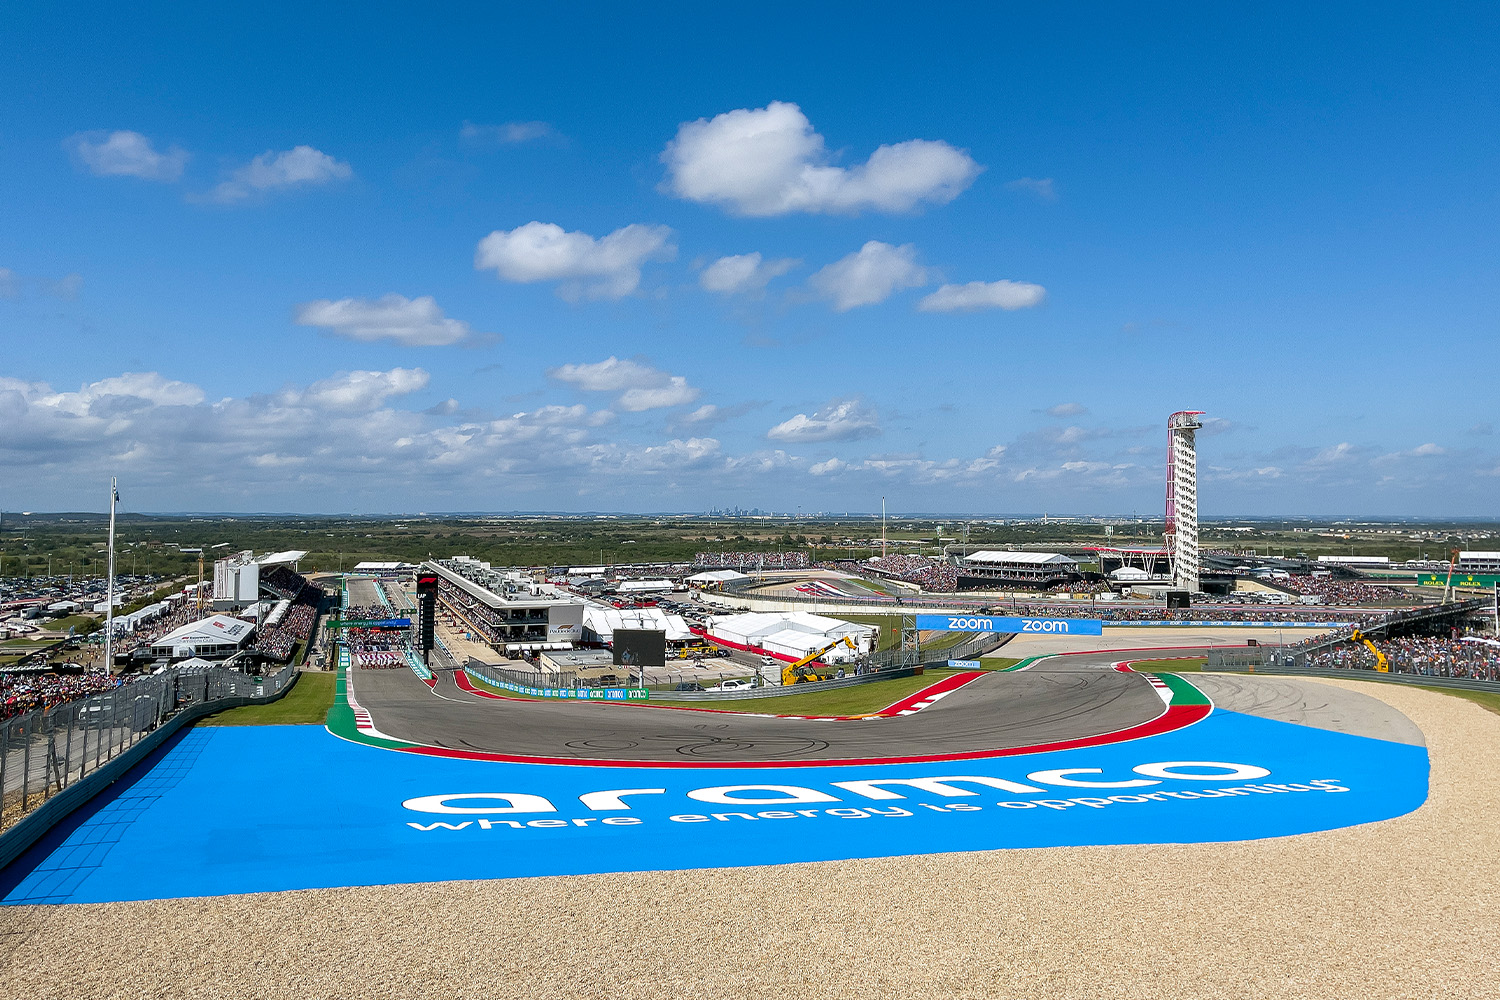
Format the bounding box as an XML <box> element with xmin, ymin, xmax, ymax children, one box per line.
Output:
<box><xmin>1165</xmin><ymin>410</ymin><xmax>1204</xmax><ymax>592</ymax></box>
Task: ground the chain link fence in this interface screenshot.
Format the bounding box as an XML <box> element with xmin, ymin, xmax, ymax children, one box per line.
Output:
<box><xmin>0</xmin><ymin>662</ymin><xmax>296</xmax><ymax>832</ymax></box>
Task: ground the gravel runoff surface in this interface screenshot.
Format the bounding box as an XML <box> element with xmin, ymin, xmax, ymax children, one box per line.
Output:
<box><xmin>3</xmin><ymin>677</ymin><xmax>1497</xmax><ymax>1000</ymax></box>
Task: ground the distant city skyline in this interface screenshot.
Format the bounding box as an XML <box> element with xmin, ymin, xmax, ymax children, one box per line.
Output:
<box><xmin>1</xmin><ymin>5</ymin><xmax>1496</xmax><ymax>515</ymax></box>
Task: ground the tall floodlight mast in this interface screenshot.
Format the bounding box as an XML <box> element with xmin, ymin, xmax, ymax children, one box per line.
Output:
<box><xmin>1165</xmin><ymin>411</ymin><xmax>1204</xmax><ymax>593</ymax></box>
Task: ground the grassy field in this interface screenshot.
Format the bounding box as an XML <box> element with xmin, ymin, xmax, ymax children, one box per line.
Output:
<box><xmin>984</xmin><ymin>656</ymin><xmax>1024</xmax><ymax>670</ymax></box>
<box><xmin>639</xmin><ymin>668</ymin><xmax>968</xmax><ymax>715</ymax></box>
<box><xmin>1127</xmin><ymin>657</ymin><xmax>1207</xmax><ymax>672</ymax></box>
<box><xmin>199</xmin><ymin>671</ymin><xmax>336</xmax><ymax>726</ymax></box>
<box><xmin>832</xmin><ymin>613</ymin><xmax>975</xmax><ymax>654</ymax></box>
<box><xmin>42</xmin><ymin>614</ymin><xmax>100</xmax><ymax>634</ymax></box>
<box><xmin>1418</xmin><ymin>685</ymin><xmax>1500</xmax><ymax>718</ymax></box>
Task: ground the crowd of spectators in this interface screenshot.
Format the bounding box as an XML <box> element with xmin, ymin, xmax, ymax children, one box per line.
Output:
<box><xmin>113</xmin><ymin>599</ymin><xmax>208</xmax><ymax>657</ymax></box>
<box><xmin>1308</xmin><ymin>634</ymin><xmax>1500</xmax><ymax>681</ymax></box>
<box><xmin>1274</xmin><ymin>576</ymin><xmax>1394</xmax><ymax>605</ymax></box>
<box><xmin>347</xmin><ymin>627</ymin><xmax>406</xmax><ymax>667</ymax></box>
<box><xmin>341</xmin><ymin>604</ymin><xmax>403</xmax><ymax>621</ymax></box>
<box><xmin>694</xmin><ymin>552</ymin><xmax>810</xmax><ymax>571</ymax></box>
<box><xmin>1</xmin><ymin>670</ymin><xmax>127</xmax><ymax>721</ymax></box>
<box><xmin>862</xmin><ymin>555</ymin><xmax>960</xmax><ymax>592</ymax></box>
<box><xmin>261</xmin><ymin>566</ymin><xmax>308</xmax><ymax>600</ymax></box>
<box><xmin>249</xmin><ymin>587</ymin><xmax>323</xmax><ymax>662</ymax></box>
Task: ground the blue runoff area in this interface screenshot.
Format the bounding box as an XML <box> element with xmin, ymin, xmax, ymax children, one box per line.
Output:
<box><xmin>1</xmin><ymin>712</ymin><xmax>1427</xmax><ymax>904</ymax></box>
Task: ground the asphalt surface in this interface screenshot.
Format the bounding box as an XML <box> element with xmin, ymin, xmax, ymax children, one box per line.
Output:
<box><xmin>352</xmin><ymin>643</ymin><xmax>1426</xmax><ymax>763</ymax></box>
<box><xmin>352</xmin><ymin>651</ymin><xmax>1173</xmax><ymax>763</ymax></box>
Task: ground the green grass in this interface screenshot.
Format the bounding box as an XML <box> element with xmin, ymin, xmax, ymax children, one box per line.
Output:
<box><xmin>0</xmin><ymin>638</ymin><xmax>53</xmax><ymax>649</ymax></box>
<box><xmin>1128</xmin><ymin>657</ymin><xmax>1207</xmax><ymax>672</ymax></box>
<box><xmin>198</xmin><ymin>671</ymin><xmax>336</xmax><ymax>726</ymax></box>
<box><xmin>1415</xmin><ymin>686</ymin><xmax>1500</xmax><ymax>718</ymax></box>
<box><xmin>43</xmin><ymin>614</ymin><xmax>100</xmax><ymax>634</ymax></box>
<box><xmin>984</xmin><ymin>656</ymin><xmax>1023</xmax><ymax>670</ymax></box>
<box><xmin>640</xmin><ymin>668</ymin><xmax>967</xmax><ymax>716</ymax></box>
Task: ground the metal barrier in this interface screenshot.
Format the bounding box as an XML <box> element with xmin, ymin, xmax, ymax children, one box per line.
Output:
<box><xmin>0</xmin><ymin>661</ymin><xmax>296</xmax><ymax>833</ymax></box>
<box><xmin>649</xmin><ymin>666</ymin><xmax>929</xmax><ymax>701</ymax></box>
<box><xmin>1205</xmin><ymin>657</ymin><xmax>1500</xmax><ymax>695</ymax></box>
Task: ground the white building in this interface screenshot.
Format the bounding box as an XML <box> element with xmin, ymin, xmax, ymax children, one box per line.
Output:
<box><xmin>706</xmin><ymin>611</ymin><xmax>875</xmax><ymax>664</ymax></box>
<box><xmin>1458</xmin><ymin>551</ymin><xmax>1500</xmax><ymax>573</ymax></box>
<box><xmin>150</xmin><ymin>615</ymin><xmax>255</xmax><ymax>660</ymax></box>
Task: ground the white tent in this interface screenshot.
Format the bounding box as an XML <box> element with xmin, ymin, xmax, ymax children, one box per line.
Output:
<box><xmin>685</xmin><ymin>569</ymin><xmax>750</xmax><ymax>584</ymax></box>
<box><xmin>582</xmin><ymin>603</ymin><xmax>694</xmax><ymax>643</ymax></box>
<box><xmin>150</xmin><ymin>615</ymin><xmax>255</xmax><ymax>659</ymax></box>
<box><xmin>708</xmin><ymin>611</ymin><xmax>874</xmax><ymax>653</ymax></box>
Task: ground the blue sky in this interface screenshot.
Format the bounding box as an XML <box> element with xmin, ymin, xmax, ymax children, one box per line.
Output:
<box><xmin>1</xmin><ymin>3</ymin><xmax>1496</xmax><ymax>515</ymax></box>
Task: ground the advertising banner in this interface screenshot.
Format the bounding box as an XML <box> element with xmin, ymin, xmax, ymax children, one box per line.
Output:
<box><xmin>916</xmin><ymin>614</ymin><xmax>1104</xmax><ymax>636</ymax></box>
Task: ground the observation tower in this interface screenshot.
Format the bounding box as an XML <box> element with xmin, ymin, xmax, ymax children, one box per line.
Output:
<box><xmin>1165</xmin><ymin>410</ymin><xmax>1204</xmax><ymax>593</ymax></box>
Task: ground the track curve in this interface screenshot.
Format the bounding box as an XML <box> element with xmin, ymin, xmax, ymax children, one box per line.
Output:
<box><xmin>349</xmin><ymin>649</ymin><xmax>1194</xmax><ymax>765</ymax></box>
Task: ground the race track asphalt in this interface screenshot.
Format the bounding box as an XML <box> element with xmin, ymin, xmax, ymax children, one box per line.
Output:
<box><xmin>353</xmin><ymin>650</ymin><xmax>1176</xmax><ymax>763</ymax></box>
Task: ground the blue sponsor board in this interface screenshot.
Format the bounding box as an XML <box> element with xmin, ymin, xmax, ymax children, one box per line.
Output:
<box><xmin>1</xmin><ymin>711</ymin><xmax>1426</xmax><ymax>905</ymax></box>
<box><xmin>947</xmin><ymin>659</ymin><xmax>982</xmax><ymax>668</ymax></box>
<box><xmin>480</xmin><ymin>677</ymin><xmax>648</xmax><ymax>700</ymax></box>
<box><xmin>917</xmin><ymin>614</ymin><xmax>1104</xmax><ymax>636</ymax></box>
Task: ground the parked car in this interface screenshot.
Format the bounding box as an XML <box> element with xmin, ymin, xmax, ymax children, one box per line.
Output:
<box><xmin>708</xmin><ymin>678</ymin><xmax>755</xmax><ymax>692</ymax></box>
<box><xmin>674</xmin><ymin>681</ymin><xmax>705</xmax><ymax>692</ymax></box>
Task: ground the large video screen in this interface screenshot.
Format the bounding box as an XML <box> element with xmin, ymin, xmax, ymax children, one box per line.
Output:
<box><xmin>613</xmin><ymin>628</ymin><xmax>667</xmax><ymax>668</ymax></box>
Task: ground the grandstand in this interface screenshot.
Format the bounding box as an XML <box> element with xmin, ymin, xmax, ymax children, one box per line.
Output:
<box><xmin>425</xmin><ymin>557</ymin><xmax>585</xmax><ymax>654</ymax></box>
<box><xmin>694</xmin><ymin>551</ymin><xmax>810</xmax><ymax>571</ymax></box>
<box><xmin>956</xmin><ymin>551</ymin><xmax>1080</xmax><ymax>590</ymax></box>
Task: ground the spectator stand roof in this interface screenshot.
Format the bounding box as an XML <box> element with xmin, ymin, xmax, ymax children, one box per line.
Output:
<box><xmin>152</xmin><ymin>615</ymin><xmax>255</xmax><ymax>651</ymax></box>
<box><xmin>257</xmin><ymin>550</ymin><xmax>308</xmax><ymax>569</ymax></box>
<box><xmin>964</xmin><ymin>551</ymin><xmax>1077</xmax><ymax>566</ymax></box>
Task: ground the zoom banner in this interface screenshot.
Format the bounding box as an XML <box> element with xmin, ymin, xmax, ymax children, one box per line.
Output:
<box><xmin>916</xmin><ymin>614</ymin><xmax>1104</xmax><ymax>636</ymax></box>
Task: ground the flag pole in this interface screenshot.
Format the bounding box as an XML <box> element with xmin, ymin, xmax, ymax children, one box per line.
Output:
<box><xmin>104</xmin><ymin>477</ymin><xmax>117</xmax><ymax>675</ymax></box>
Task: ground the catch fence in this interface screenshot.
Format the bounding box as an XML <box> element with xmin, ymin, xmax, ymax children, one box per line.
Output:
<box><xmin>0</xmin><ymin>662</ymin><xmax>296</xmax><ymax>832</ymax></box>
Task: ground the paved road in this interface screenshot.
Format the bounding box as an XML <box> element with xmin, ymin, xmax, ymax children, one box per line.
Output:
<box><xmin>352</xmin><ymin>641</ymin><xmax>1426</xmax><ymax>763</ymax></box>
<box><xmin>351</xmin><ymin>653</ymin><xmax>1170</xmax><ymax>763</ymax></box>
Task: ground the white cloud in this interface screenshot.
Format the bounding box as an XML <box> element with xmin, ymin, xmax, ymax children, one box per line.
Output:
<box><xmin>475</xmin><ymin>221</ymin><xmax>676</xmax><ymax>300</ymax></box>
<box><xmin>0</xmin><ymin>268</ymin><xmax>16</xmax><ymax>299</ymax></box>
<box><xmin>681</xmin><ymin>404</ymin><xmax>722</xmax><ymax>424</ymax></box>
<box><xmin>68</xmin><ymin>130</ymin><xmax>188</xmax><ymax>181</ymax></box>
<box><xmin>619</xmin><ymin>379</ymin><xmax>699</xmax><ymax>412</ymax></box>
<box><xmin>1005</xmin><ymin>177</ymin><xmax>1057</xmax><ymax>202</ymax></box>
<box><xmin>808</xmin><ymin>242</ymin><xmax>930</xmax><ymax>311</ymax></box>
<box><xmin>808</xmin><ymin>457</ymin><xmax>847</xmax><ymax>476</ymax></box>
<box><xmin>918</xmin><ymin>279</ymin><xmax>1046</xmax><ymax>313</ymax></box>
<box><xmin>294</xmin><ymin>368</ymin><xmax>430</xmax><ymax>412</ymax></box>
<box><xmin>699</xmin><ymin>252</ymin><xmax>800</xmax><ymax>296</ymax></box>
<box><xmin>549</xmin><ymin>357</ymin><xmax>700</xmax><ymax>412</ymax></box>
<box><xmin>1044</xmin><ymin>403</ymin><xmax>1087</xmax><ymax>417</ymax></box>
<box><xmin>295</xmin><ymin>294</ymin><xmax>481</xmax><ymax>347</ymax></box>
<box><xmin>660</xmin><ymin>101</ymin><xmax>981</xmax><ymax>217</ymax></box>
<box><xmin>460</xmin><ymin>120</ymin><xmax>560</xmax><ymax>144</ymax></box>
<box><xmin>209</xmin><ymin>145</ymin><xmax>353</xmax><ymax>203</ymax></box>
<box><xmin>767</xmin><ymin>399</ymin><xmax>880</xmax><ymax>443</ymax></box>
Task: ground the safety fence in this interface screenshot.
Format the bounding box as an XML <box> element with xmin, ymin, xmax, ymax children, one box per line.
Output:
<box><xmin>1204</xmin><ymin>656</ymin><xmax>1500</xmax><ymax>695</ymax></box>
<box><xmin>1264</xmin><ymin>598</ymin><xmax>1493</xmax><ymax>662</ymax></box>
<box><xmin>0</xmin><ymin>661</ymin><xmax>297</xmax><ymax>834</ymax></box>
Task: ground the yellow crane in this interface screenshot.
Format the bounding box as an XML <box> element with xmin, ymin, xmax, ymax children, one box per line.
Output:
<box><xmin>1349</xmin><ymin>628</ymin><xmax>1390</xmax><ymax>673</ymax></box>
<box><xmin>783</xmin><ymin>635</ymin><xmax>858</xmax><ymax>686</ymax></box>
